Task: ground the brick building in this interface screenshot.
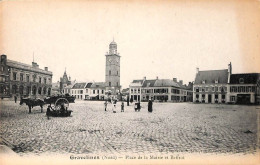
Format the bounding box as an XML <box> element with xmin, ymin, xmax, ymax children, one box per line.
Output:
<box><xmin>0</xmin><ymin>54</ymin><xmax>52</xmax><ymax>99</ymax></box>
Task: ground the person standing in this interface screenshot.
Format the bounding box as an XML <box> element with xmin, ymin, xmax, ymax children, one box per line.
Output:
<box><xmin>14</xmin><ymin>95</ymin><xmax>17</xmax><ymax>103</ymax></box>
<box><xmin>148</xmin><ymin>99</ymin><xmax>153</xmax><ymax>113</ymax></box>
<box><xmin>104</xmin><ymin>101</ymin><xmax>108</xmax><ymax>111</ymax></box>
<box><xmin>121</xmin><ymin>102</ymin><xmax>124</xmax><ymax>112</ymax></box>
<box><xmin>113</xmin><ymin>100</ymin><xmax>117</xmax><ymax>113</ymax></box>
<box><xmin>46</xmin><ymin>105</ymin><xmax>52</xmax><ymax>120</ymax></box>
<box><xmin>137</xmin><ymin>101</ymin><xmax>141</xmax><ymax>112</ymax></box>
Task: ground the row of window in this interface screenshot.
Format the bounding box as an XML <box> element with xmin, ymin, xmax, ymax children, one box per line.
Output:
<box><xmin>5</xmin><ymin>85</ymin><xmax>51</xmax><ymax>95</ymax></box>
<box><xmin>131</xmin><ymin>88</ymin><xmax>189</xmax><ymax>95</ymax></box>
<box><xmin>108</xmin><ymin>70</ymin><xmax>119</xmax><ymax>76</ymax></box>
<box><xmin>108</xmin><ymin>82</ymin><xmax>119</xmax><ymax>87</ymax></box>
<box><xmin>71</xmin><ymin>89</ymin><xmax>105</xmax><ymax>95</ymax></box>
<box><xmin>12</xmin><ymin>72</ymin><xmax>51</xmax><ymax>84</ymax></box>
<box><xmin>194</xmin><ymin>86</ymin><xmax>227</xmax><ymax>93</ymax></box>
<box><xmin>230</xmin><ymin>86</ymin><xmax>256</xmax><ymax>93</ymax></box>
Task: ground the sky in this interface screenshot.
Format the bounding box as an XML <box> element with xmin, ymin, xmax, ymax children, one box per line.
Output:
<box><xmin>1</xmin><ymin>0</ymin><xmax>260</xmax><ymax>89</ymax></box>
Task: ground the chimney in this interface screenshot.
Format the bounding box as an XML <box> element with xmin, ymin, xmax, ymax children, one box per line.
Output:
<box><xmin>156</xmin><ymin>76</ymin><xmax>158</xmax><ymax>80</ymax></box>
<box><xmin>179</xmin><ymin>80</ymin><xmax>183</xmax><ymax>85</ymax></box>
<box><xmin>173</xmin><ymin>78</ymin><xmax>177</xmax><ymax>82</ymax></box>
<box><xmin>228</xmin><ymin>62</ymin><xmax>232</xmax><ymax>74</ymax></box>
<box><xmin>44</xmin><ymin>67</ymin><xmax>48</xmax><ymax>71</ymax></box>
<box><xmin>196</xmin><ymin>67</ymin><xmax>199</xmax><ymax>74</ymax></box>
<box><xmin>143</xmin><ymin>76</ymin><xmax>146</xmax><ymax>81</ymax></box>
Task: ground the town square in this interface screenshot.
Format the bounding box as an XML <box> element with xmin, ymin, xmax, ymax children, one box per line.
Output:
<box><xmin>0</xmin><ymin>100</ymin><xmax>258</xmax><ymax>156</ymax></box>
<box><xmin>1</xmin><ymin>0</ymin><xmax>260</xmax><ymax>164</ymax></box>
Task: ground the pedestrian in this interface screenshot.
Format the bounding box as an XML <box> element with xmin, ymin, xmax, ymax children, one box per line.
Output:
<box><xmin>113</xmin><ymin>101</ymin><xmax>117</xmax><ymax>113</ymax></box>
<box><xmin>127</xmin><ymin>96</ymin><xmax>129</xmax><ymax>106</ymax></box>
<box><xmin>104</xmin><ymin>101</ymin><xmax>108</xmax><ymax>111</ymax></box>
<box><xmin>14</xmin><ymin>95</ymin><xmax>17</xmax><ymax>103</ymax></box>
<box><xmin>121</xmin><ymin>102</ymin><xmax>124</xmax><ymax>112</ymax></box>
<box><xmin>148</xmin><ymin>99</ymin><xmax>153</xmax><ymax>113</ymax></box>
<box><xmin>137</xmin><ymin>101</ymin><xmax>141</xmax><ymax>112</ymax></box>
<box><xmin>46</xmin><ymin>105</ymin><xmax>52</xmax><ymax>120</ymax></box>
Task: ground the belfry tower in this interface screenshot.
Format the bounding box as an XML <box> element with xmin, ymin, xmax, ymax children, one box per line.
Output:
<box><xmin>105</xmin><ymin>39</ymin><xmax>121</xmax><ymax>96</ymax></box>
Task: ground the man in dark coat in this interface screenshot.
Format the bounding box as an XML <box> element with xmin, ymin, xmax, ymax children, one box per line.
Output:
<box><xmin>148</xmin><ymin>99</ymin><xmax>153</xmax><ymax>113</ymax></box>
<box><xmin>14</xmin><ymin>95</ymin><xmax>17</xmax><ymax>103</ymax></box>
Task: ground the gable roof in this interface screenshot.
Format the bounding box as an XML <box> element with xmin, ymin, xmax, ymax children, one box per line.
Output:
<box><xmin>154</xmin><ymin>79</ymin><xmax>180</xmax><ymax>87</ymax></box>
<box><xmin>91</xmin><ymin>82</ymin><xmax>105</xmax><ymax>88</ymax></box>
<box><xmin>72</xmin><ymin>83</ymin><xmax>86</xmax><ymax>89</ymax></box>
<box><xmin>142</xmin><ymin>79</ymin><xmax>156</xmax><ymax>87</ymax></box>
<box><xmin>194</xmin><ymin>69</ymin><xmax>228</xmax><ymax>84</ymax></box>
<box><xmin>230</xmin><ymin>73</ymin><xmax>260</xmax><ymax>84</ymax></box>
<box><xmin>85</xmin><ymin>82</ymin><xmax>93</xmax><ymax>88</ymax></box>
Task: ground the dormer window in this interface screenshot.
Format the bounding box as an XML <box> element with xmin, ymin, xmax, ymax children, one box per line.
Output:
<box><xmin>215</xmin><ymin>79</ymin><xmax>218</xmax><ymax>84</ymax></box>
<box><xmin>202</xmin><ymin>80</ymin><xmax>206</xmax><ymax>84</ymax></box>
<box><xmin>239</xmin><ymin>78</ymin><xmax>244</xmax><ymax>84</ymax></box>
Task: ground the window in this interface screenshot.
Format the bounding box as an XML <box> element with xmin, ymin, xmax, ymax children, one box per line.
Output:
<box><xmin>86</xmin><ymin>89</ymin><xmax>88</xmax><ymax>93</ymax></box>
<box><xmin>239</xmin><ymin>78</ymin><xmax>244</xmax><ymax>84</ymax></box>
<box><xmin>102</xmin><ymin>90</ymin><xmax>104</xmax><ymax>94</ymax></box>
<box><xmin>44</xmin><ymin>78</ymin><xmax>47</xmax><ymax>84</ymax></box>
<box><xmin>109</xmin><ymin>70</ymin><xmax>111</xmax><ymax>75</ymax></box>
<box><xmin>93</xmin><ymin>90</ymin><xmax>95</xmax><ymax>94</ymax></box>
<box><xmin>109</xmin><ymin>82</ymin><xmax>111</xmax><ymax>86</ymax></box>
<box><xmin>39</xmin><ymin>77</ymin><xmax>42</xmax><ymax>83</ymax></box>
<box><xmin>33</xmin><ymin>74</ymin><xmax>36</xmax><ymax>82</ymax></box>
<box><xmin>195</xmin><ymin>87</ymin><xmax>199</xmax><ymax>92</ymax></box>
<box><xmin>26</xmin><ymin>75</ymin><xmax>30</xmax><ymax>82</ymax></box>
<box><xmin>230</xmin><ymin>96</ymin><xmax>235</xmax><ymax>102</ymax></box>
<box><xmin>117</xmin><ymin>82</ymin><xmax>118</xmax><ymax>86</ymax></box>
<box><xmin>20</xmin><ymin>73</ymin><xmax>24</xmax><ymax>81</ymax></box>
<box><xmin>97</xmin><ymin>90</ymin><xmax>99</xmax><ymax>94</ymax></box>
<box><xmin>117</xmin><ymin>71</ymin><xmax>118</xmax><ymax>75</ymax></box>
<box><xmin>13</xmin><ymin>72</ymin><xmax>17</xmax><ymax>80</ymax></box>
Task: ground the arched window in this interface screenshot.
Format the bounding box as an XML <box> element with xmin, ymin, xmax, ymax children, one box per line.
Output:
<box><xmin>48</xmin><ymin>88</ymin><xmax>51</xmax><ymax>96</ymax></box>
<box><xmin>19</xmin><ymin>86</ymin><xmax>24</xmax><ymax>95</ymax></box>
<box><xmin>43</xmin><ymin>87</ymin><xmax>46</xmax><ymax>95</ymax></box>
<box><xmin>32</xmin><ymin>86</ymin><xmax>37</xmax><ymax>95</ymax></box>
<box><xmin>38</xmin><ymin>87</ymin><xmax>42</xmax><ymax>95</ymax></box>
<box><xmin>12</xmin><ymin>85</ymin><xmax>17</xmax><ymax>94</ymax></box>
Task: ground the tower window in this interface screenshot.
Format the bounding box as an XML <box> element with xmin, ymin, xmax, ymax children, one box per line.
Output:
<box><xmin>109</xmin><ymin>70</ymin><xmax>111</xmax><ymax>76</ymax></box>
<box><xmin>117</xmin><ymin>71</ymin><xmax>118</xmax><ymax>75</ymax></box>
<box><xmin>109</xmin><ymin>82</ymin><xmax>111</xmax><ymax>87</ymax></box>
<box><xmin>117</xmin><ymin>82</ymin><xmax>118</xmax><ymax>86</ymax></box>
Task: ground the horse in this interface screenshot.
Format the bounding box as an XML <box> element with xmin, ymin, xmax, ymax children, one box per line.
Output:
<box><xmin>20</xmin><ymin>98</ymin><xmax>45</xmax><ymax>113</ymax></box>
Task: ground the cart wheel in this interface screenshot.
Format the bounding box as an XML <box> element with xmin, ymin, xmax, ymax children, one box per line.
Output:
<box><xmin>54</xmin><ymin>98</ymin><xmax>69</xmax><ymax>111</ymax></box>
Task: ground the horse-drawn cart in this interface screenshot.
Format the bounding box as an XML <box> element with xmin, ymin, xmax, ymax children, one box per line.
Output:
<box><xmin>44</xmin><ymin>95</ymin><xmax>75</xmax><ymax>117</ymax></box>
<box><xmin>20</xmin><ymin>94</ymin><xmax>75</xmax><ymax>116</ymax></box>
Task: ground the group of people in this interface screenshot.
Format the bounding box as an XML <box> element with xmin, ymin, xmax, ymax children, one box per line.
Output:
<box><xmin>46</xmin><ymin>103</ymin><xmax>68</xmax><ymax>119</ymax></box>
<box><xmin>104</xmin><ymin>99</ymin><xmax>153</xmax><ymax>113</ymax></box>
<box><xmin>104</xmin><ymin>100</ymin><xmax>124</xmax><ymax>113</ymax></box>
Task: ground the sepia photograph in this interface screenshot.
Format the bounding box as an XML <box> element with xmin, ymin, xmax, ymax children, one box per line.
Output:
<box><xmin>0</xmin><ymin>0</ymin><xmax>260</xmax><ymax>164</ymax></box>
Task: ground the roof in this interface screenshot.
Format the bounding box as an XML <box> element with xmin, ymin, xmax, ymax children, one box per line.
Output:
<box><xmin>72</xmin><ymin>83</ymin><xmax>86</xmax><ymax>89</ymax></box>
<box><xmin>85</xmin><ymin>82</ymin><xmax>93</xmax><ymax>88</ymax></box>
<box><xmin>154</xmin><ymin>79</ymin><xmax>180</xmax><ymax>87</ymax></box>
<box><xmin>142</xmin><ymin>79</ymin><xmax>156</xmax><ymax>87</ymax></box>
<box><xmin>230</xmin><ymin>73</ymin><xmax>260</xmax><ymax>84</ymax></box>
<box><xmin>121</xmin><ymin>88</ymin><xmax>129</xmax><ymax>93</ymax></box>
<box><xmin>91</xmin><ymin>82</ymin><xmax>105</xmax><ymax>88</ymax></box>
<box><xmin>64</xmin><ymin>84</ymin><xmax>74</xmax><ymax>89</ymax></box>
<box><xmin>194</xmin><ymin>69</ymin><xmax>228</xmax><ymax>84</ymax></box>
<box><xmin>7</xmin><ymin>59</ymin><xmax>52</xmax><ymax>75</ymax></box>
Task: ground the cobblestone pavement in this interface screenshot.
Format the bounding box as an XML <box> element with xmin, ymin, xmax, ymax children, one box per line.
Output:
<box><xmin>0</xmin><ymin>100</ymin><xmax>259</xmax><ymax>156</ymax></box>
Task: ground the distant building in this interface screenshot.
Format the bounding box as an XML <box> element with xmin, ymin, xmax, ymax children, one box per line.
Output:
<box><xmin>0</xmin><ymin>54</ymin><xmax>52</xmax><ymax>99</ymax></box>
<box><xmin>105</xmin><ymin>40</ymin><xmax>121</xmax><ymax>97</ymax></box>
<box><xmin>84</xmin><ymin>82</ymin><xmax>93</xmax><ymax>100</ymax></box>
<box><xmin>71</xmin><ymin>82</ymin><xmax>86</xmax><ymax>100</ymax></box>
<box><xmin>89</xmin><ymin>82</ymin><xmax>106</xmax><ymax>100</ymax></box>
<box><xmin>193</xmin><ymin>64</ymin><xmax>230</xmax><ymax>103</ymax></box>
<box><xmin>60</xmin><ymin>69</ymin><xmax>72</xmax><ymax>94</ymax></box>
<box><xmin>129</xmin><ymin>76</ymin><xmax>193</xmax><ymax>102</ymax></box>
<box><xmin>227</xmin><ymin>73</ymin><xmax>260</xmax><ymax>104</ymax></box>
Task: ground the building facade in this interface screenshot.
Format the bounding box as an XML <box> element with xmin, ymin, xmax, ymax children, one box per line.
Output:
<box><xmin>193</xmin><ymin>64</ymin><xmax>231</xmax><ymax>103</ymax></box>
<box><xmin>71</xmin><ymin>83</ymin><xmax>86</xmax><ymax>100</ymax></box>
<box><xmin>105</xmin><ymin>40</ymin><xmax>121</xmax><ymax>96</ymax></box>
<box><xmin>60</xmin><ymin>69</ymin><xmax>72</xmax><ymax>94</ymax></box>
<box><xmin>129</xmin><ymin>77</ymin><xmax>193</xmax><ymax>102</ymax></box>
<box><xmin>0</xmin><ymin>54</ymin><xmax>52</xmax><ymax>99</ymax></box>
<box><xmin>227</xmin><ymin>73</ymin><xmax>260</xmax><ymax>104</ymax></box>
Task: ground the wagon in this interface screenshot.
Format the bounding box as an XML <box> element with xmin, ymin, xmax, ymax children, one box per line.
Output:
<box><xmin>44</xmin><ymin>95</ymin><xmax>75</xmax><ymax>117</ymax></box>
